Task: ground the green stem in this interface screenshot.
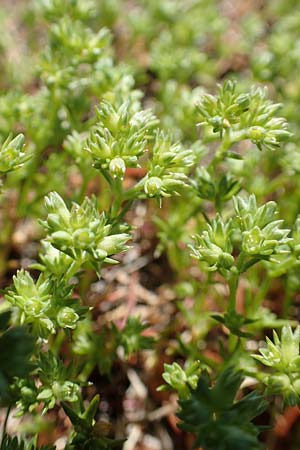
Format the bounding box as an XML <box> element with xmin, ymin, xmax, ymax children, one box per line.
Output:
<box><xmin>209</xmin><ymin>130</ymin><xmax>233</xmax><ymax>172</ymax></box>
<box><xmin>252</xmin><ymin>276</ymin><xmax>271</xmax><ymax>314</ymax></box>
<box><xmin>215</xmin><ymin>194</ymin><xmax>222</xmax><ymax>214</ymax></box>
<box><xmin>283</xmin><ymin>285</ymin><xmax>294</xmax><ymax>319</ymax></box>
<box><xmin>209</xmin><ymin>130</ymin><xmax>247</xmax><ymax>173</ymax></box>
<box><xmin>1</xmin><ymin>405</ymin><xmax>11</xmax><ymax>444</ymax></box>
<box><xmin>110</xmin><ymin>177</ymin><xmax>123</xmax><ymax>218</ymax></box>
<box><xmin>228</xmin><ymin>334</ymin><xmax>241</xmax><ymax>358</ymax></box>
<box><xmin>51</xmin><ymin>330</ymin><xmax>66</xmax><ymax>356</ymax></box>
<box><xmin>78</xmin><ymin>361</ymin><xmax>95</xmax><ymax>382</ymax></box>
<box><xmin>123</xmin><ymin>178</ymin><xmax>145</xmax><ymax>201</ymax></box>
<box><xmin>236</xmin><ymin>252</ymin><xmax>246</xmax><ymax>273</ymax></box>
<box><xmin>227</xmin><ymin>273</ymin><xmax>239</xmax><ymax>313</ymax></box>
<box><xmin>117</xmin><ymin>198</ymin><xmax>135</xmax><ymax>221</ymax></box>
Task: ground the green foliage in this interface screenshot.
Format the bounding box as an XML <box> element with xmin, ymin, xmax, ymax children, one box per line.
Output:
<box><xmin>0</xmin><ymin>312</ymin><xmax>34</xmax><ymax>403</ymax></box>
<box><xmin>192</xmin><ymin>168</ymin><xmax>241</xmax><ymax>203</ymax></box>
<box><xmin>15</xmin><ymin>351</ymin><xmax>81</xmax><ymax>415</ymax></box>
<box><xmin>63</xmin><ymin>395</ymin><xmax>124</xmax><ymax>449</ymax></box>
<box><xmin>0</xmin><ymin>434</ymin><xmax>55</xmax><ymax>450</ymax></box>
<box><xmin>120</xmin><ymin>317</ymin><xmax>155</xmax><ymax>358</ymax></box>
<box><xmin>35</xmin><ymin>352</ymin><xmax>80</xmax><ymax>413</ymax></box>
<box><xmin>178</xmin><ymin>368</ymin><xmax>267</xmax><ymax>450</ymax></box>
<box><xmin>73</xmin><ymin>317</ymin><xmax>154</xmax><ymax>375</ymax></box>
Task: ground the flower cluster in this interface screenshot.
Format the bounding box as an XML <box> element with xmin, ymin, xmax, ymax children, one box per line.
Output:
<box><xmin>190</xmin><ymin>194</ymin><xmax>291</xmax><ymax>276</ymax></box>
<box><xmin>143</xmin><ymin>132</ymin><xmax>195</xmax><ymax>199</ymax></box>
<box><xmin>0</xmin><ymin>134</ymin><xmax>29</xmax><ymax>174</ymax></box>
<box><xmin>196</xmin><ymin>80</ymin><xmax>291</xmax><ymax>151</ymax></box>
<box><xmin>190</xmin><ymin>214</ymin><xmax>234</xmax><ymax>273</ymax></box>
<box><xmin>234</xmin><ymin>194</ymin><xmax>291</xmax><ymax>257</ymax></box>
<box><xmin>17</xmin><ymin>352</ymin><xmax>80</xmax><ymax>414</ymax></box>
<box><xmin>254</xmin><ymin>326</ymin><xmax>300</xmax><ymax>406</ymax></box>
<box><xmin>159</xmin><ymin>361</ymin><xmax>201</xmax><ymax>399</ymax></box>
<box><xmin>50</xmin><ymin>18</ymin><xmax>112</xmax><ymax>65</ymax></box>
<box><xmin>86</xmin><ymin>100</ymin><xmax>158</xmax><ymax>179</ymax></box>
<box><xmin>5</xmin><ymin>270</ymin><xmax>86</xmax><ymax>338</ymax></box>
<box><xmin>40</xmin><ymin>18</ymin><xmax>112</xmax><ymax>92</ymax></box>
<box><xmin>41</xmin><ymin>192</ymin><xmax>131</xmax><ymax>268</ymax></box>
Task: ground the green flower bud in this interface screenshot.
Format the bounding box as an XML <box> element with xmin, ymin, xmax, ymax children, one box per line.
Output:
<box><xmin>210</xmin><ymin>115</ymin><xmax>223</xmax><ymax>132</ymax></box>
<box><xmin>161</xmin><ymin>361</ymin><xmax>201</xmax><ymax>399</ymax></box>
<box><xmin>218</xmin><ymin>252</ymin><xmax>235</xmax><ymax>269</ymax></box>
<box><xmin>51</xmin><ymin>230</ymin><xmax>72</xmax><ymax>245</ymax></box>
<box><xmin>109</xmin><ymin>157</ymin><xmax>126</xmax><ymax>179</ymax></box>
<box><xmin>98</xmin><ymin>233</ymin><xmax>130</xmax><ymax>255</ymax></box>
<box><xmin>268</xmin><ymin>373</ymin><xmax>291</xmax><ymax>392</ymax></box>
<box><xmin>94</xmin><ymin>248</ymin><xmax>109</xmax><ymax>260</ymax></box>
<box><xmin>293</xmin><ymin>379</ymin><xmax>300</xmax><ymax>394</ymax></box>
<box><xmin>271</xmin><ymin>129</ymin><xmax>291</xmax><ymax>142</ymax></box>
<box><xmin>45</xmin><ymin>192</ymin><xmax>70</xmax><ymax>224</ymax></box>
<box><xmin>236</xmin><ymin>93</ymin><xmax>250</xmax><ymax>110</ymax></box>
<box><xmin>52</xmin><ymin>381</ymin><xmax>79</xmax><ymax>402</ymax></box>
<box><xmin>47</xmin><ymin>213</ymin><xmax>63</xmax><ymax>230</ymax></box>
<box><xmin>57</xmin><ymin>307</ymin><xmax>79</xmax><ymax>329</ymax></box>
<box><xmin>20</xmin><ymin>385</ymin><xmax>37</xmax><ymax>403</ymax></box>
<box><xmin>73</xmin><ymin>228</ymin><xmax>95</xmax><ymax>248</ymax></box>
<box><xmin>24</xmin><ymin>299</ymin><xmax>44</xmax><ymax>316</ymax></box>
<box><xmin>42</xmin><ymin>192</ymin><xmax>131</xmax><ymax>267</ymax></box>
<box><xmin>37</xmin><ymin>388</ymin><xmax>53</xmax><ymax>401</ymax></box>
<box><xmin>248</xmin><ymin>126</ymin><xmax>266</xmax><ymax>142</ymax></box>
<box><xmin>198</xmin><ymin>245</ymin><xmax>222</xmax><ymax>269</ymax></box>
<box><xmin>144</xmin><ymin>177</ymin><xmax>162</xmax><ymax>197</ymax></box>
<box><xmin>162</xmin><ymin>362</ymin><xmax>188</xmax><ymax>397</ymax></box>
<box><xmin>242</xmin><ymin>226</ymin><xmax>277</xmax><ymax>256</ymax></box>
<box><xmin>242</xmin><ymin>227</ymin><xmax>264</xmax><ymax>254</ymax></box>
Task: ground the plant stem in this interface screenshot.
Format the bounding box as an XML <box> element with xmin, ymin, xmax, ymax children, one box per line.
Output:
<box><xmin>1</xmin><ymin>405</ymin><xmax>11</xmax><ymax>444</ymax></box>
<box><xmin>228</xmin><ymin>273</ymin><xmax>239</xmax><ymax>313</ymax></box>
<box><xmin>110</xmin><ymin>177</ymin><xmax>123</xmax><ymax>218</ymax></box>
<box><xmin>209</xmin><ymin>129</ymin><xmax>234</xmax><ymax>172</ymax></box>
<box><xmin>209</xmin><ymin>130</ymin><xmax>247</xmax><ymax>173</ymax></box>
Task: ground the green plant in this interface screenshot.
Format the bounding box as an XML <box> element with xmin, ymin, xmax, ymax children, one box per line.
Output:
<box><xmin>177</xmin><ymin>368</ymin><xmax>267</xmax><ymax>450</ymax></box>
<box><xmin>253</xmin><ymin>326</ymin><xmax>300</xmax><ymax>406</ymax></box>
<box><xmin>0</xmin><ymin>1</ymin><xmax>300</xmax><ymax>449</ymax></box>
